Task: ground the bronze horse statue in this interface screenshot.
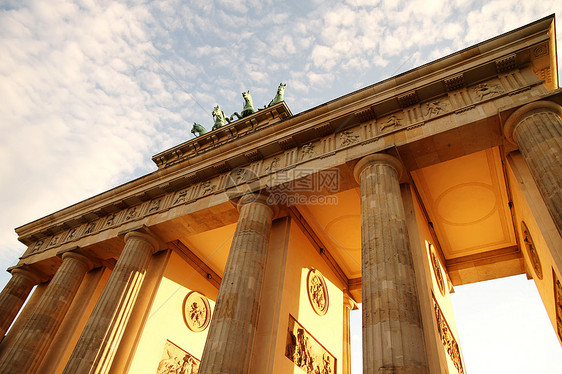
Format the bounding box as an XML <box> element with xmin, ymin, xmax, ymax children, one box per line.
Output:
<box><xmin>229</xmin><ymin>91</ymin><xmax>256</xmax><ymax>121</ymax></box>
<box><xmin>212</xmin><ymin>105</ymin><xmax>230</xmax><ymax>130</ymax></box>
<box><xmin>267</xmin><ymin>83</ymin><xmax>286</xmax><ymax>107</ymax></box>
<box><xmin>191</xmin><ymin>122</ymin><xmax>207</xmax><ymax>137</ymax></box>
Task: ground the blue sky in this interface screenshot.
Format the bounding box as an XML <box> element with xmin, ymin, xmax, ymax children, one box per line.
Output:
<box><xmin>1</xmin><ymin>1</ymin><xmax>562</xmax><ymax>373</ymax></box>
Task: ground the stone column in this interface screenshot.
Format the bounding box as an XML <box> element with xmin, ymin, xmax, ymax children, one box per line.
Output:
<box><xmin>354</xmin><ymin>153</ymin><xmax>428</xmax><ymax>374</ymax></box>
<box><xmin>199</xmin><ymin>192</ymin><xmax>274</xmax><ymax>374</ymax></box>
<box><xmin>504</xmin><ymin>100</ymin><xmax>562</xmax><ymax>236</ymax></box>
<box><xmin>0</xmin><ymin>267</ymin><xmax>40</xmax><ymax>339</ymax></box>
<box><xmin>0</xmin><ymin>252</ymin><xmax>93</xmax><ymax>374</ymax></box>
<box><xmin>343</xmin><ymin>294</ymin><xmax>357</xmax><ymax>374</ymax></box>
<box><xmin>63</xmin><ymin>231</ymin><xmax>159</xmax><ymax>374</ymax></box>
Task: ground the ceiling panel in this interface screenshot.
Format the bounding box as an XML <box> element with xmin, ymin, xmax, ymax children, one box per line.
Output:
<box><xmin>411</xmin><ymin>147</ymin><xmax>516</xmax><ymax>259</ymax></box>
<box><xmin>297</xmin><ymin>189</ymin><xmax>362</xmax><ymax>278</ymax></box>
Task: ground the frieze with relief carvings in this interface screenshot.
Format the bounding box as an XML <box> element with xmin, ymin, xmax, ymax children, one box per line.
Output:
<box><xmin>554</xmin><ymin>270</ymin><xmax>562</xmax><ymax>343</ymax></box>
<box><xmin>470</xmin><ymin>81</ymin><xmax>504</xmax><ymax>102</ymax></box>
<box><xmin>380</xmin><ymin>113</ymin><xmax>403</xmax><ymax>132</ymax></box>
<box><xmin>521</xmin><ymin>221</ymin><xmax>543</xmax><ymax>280</ymax></box>
<box><xmin>338</xmin><ymin>130</ymin><xmax>360</xmax><ymax>147</ymax></box>
<box><xmin>427</xmin><ymin>242</ymin><xmax>446</xmax><ymax>296</ymax></box>
<box><xmin>433</xmin><ymin>294</ymin><xmax>464</xmax><ymax>374</ymax></box>
<box><xmin>301</xmin><ymin>143</ymin><xmax>316</xmax><ymax>160</ymax></box>
<box><xmin>157</xmin><ymin>340</ymin><xmax>199</xmax><ymax>374</ymax></box>
<box><xmin>285</xmin><ymin>315</ymin><xmax>336</xmax><ymax>374</ymax></box>
<box><xmin>425</xmin><ymin>99</ymin><xmax>448</xmax><ymax>118</ymax></box>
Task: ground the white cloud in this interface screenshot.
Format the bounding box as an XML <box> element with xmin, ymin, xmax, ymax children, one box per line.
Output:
<box><xmin>311</xmin><ymin>45</ymin><xmax>339</xmax><ymax>70</ymax></box>
<box><xmin>217</xmin><ymin>0</ymin><xmax>249</xmax><ymax>14</ymax></box>
<box><xmin>0</xmin><ymin>1</ymin><xmax>179</xmax><ymax>262</ymax></box>
<box><xmin>308</xmin><ymin>71</ymin><xmax>335</xmax><ymax>87</ymax></box>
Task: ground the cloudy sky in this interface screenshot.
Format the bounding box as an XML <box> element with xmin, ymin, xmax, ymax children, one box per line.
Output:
<box><xmin>1</xmin><ymin>0</ymin><xmax>562</xmax><ymax>373</ymax></box>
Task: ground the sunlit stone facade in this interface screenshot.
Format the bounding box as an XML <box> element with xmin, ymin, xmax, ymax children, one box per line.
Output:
<box><xmin>0</xmin><ymin>16</ymin><xmax>560</xmax><ymax>374</ymax></box>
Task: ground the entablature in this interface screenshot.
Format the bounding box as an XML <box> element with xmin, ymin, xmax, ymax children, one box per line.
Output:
<box><xmin>14</xmin><ymin>16</ymin><xmax>558</xmax><ymax>268</ymax></box>
<box><xmin>17</xmin><ymin>84</ymin><xmax>559</xmax><ymax>266</ymax></box>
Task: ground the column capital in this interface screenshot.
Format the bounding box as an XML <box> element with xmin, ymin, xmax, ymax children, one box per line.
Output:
<box><xmin>503</xmin><ymin>100</ymin><xmax>562</xmax><ymax>145</ymax></box>
<box><xmin>9</xmin><ymin>267</ymin><xmax>41</xmax><ymax>285</ymax></box>
<box><xmin>123</xmin><ymin>230</ymin><xmax>162</xmax><ymax>254</ymax></box>
<box><xmin>235</xmin><ymin>191</ymin><xmax>279</xmax><ymax>218</ymax></box>
<box><xmin>353</xmin><ymin>153</ymin><xmax>404</xmax><ymax>184</ymax></box>
<box><xmin>60</xmin><ymin>251</ymin><xmax>95</xmax><ymax>272</ymax></box>
<box><xmin>343</xmin><ymin>293</ymin><xmax>358</xmax><ymax>311</ymax></box>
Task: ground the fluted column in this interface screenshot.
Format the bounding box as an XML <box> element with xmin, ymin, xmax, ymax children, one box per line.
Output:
<box><xmin>354</xmin><ymin>154</ymin><xmax>427</xmax><ymax>374</ymax></box>
<box><xmin>0</xmin><ymin>267</ymin><xmax>40</xmax><ymax>339</ymax></box>
<box><xmin>504</xmin><ymin>100</ymin><xmax>562</xmax><ymax>236</ymax></box>
<box><xmin>63</xmin><ymin>231</ymin><xmax>159</xmax><ymax>374</ymax></box>
<box><xmin>343</xmin><ymin>294</ymin><xmax>357</xmax><ymax>374</ymax></box>
<box><xmin>199</xmin><ymin>192</ymin><xmax>274</xmax><ymax>374</ymax></box>
<box><xmin>0</xmin><ymin>252</ymin><xmax>93</xmax><ymax>374</ymax></box>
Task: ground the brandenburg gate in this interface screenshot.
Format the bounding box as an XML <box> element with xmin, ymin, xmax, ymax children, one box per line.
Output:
<box><xmin>0</xmin><ymin>15</ymin><xmax>560</xmax><ymax>373</ymax></box>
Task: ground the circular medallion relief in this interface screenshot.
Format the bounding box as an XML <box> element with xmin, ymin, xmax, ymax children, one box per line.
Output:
<box><xmin>307</xmin><ymin>268</ymin><xmax>329</xmax><ymax>316</ymax></box>
<box><xmin>182</xmin><ymin>291</ymin><xmax>211</xmax><ymax>332</ymax></box>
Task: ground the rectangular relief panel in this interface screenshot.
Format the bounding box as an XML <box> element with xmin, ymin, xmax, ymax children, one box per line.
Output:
<box><xmin>432</xmin><ymin>294</ymin><xmax>465</xmax><ymax>374</ymax></box>
<box><xmin>285</xmin><ymin>314</ymin><xmax>336</xmax><ymax>373</ymax></box>
<box><xmin>554</xmin><ymin>270</ymin><xmax>562</xmax><ymax>344</ymax></box>
<box><xmin>156</xmin><ymin>340</ymin><xmax>200</xmax><ymax>374</ymax></box>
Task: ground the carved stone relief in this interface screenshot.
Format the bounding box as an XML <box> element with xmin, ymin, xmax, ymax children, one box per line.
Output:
<box><xmin>425</xmin><ymin>99</ymin><xmax>448</xmax><ymax>118</ymax></box>
<box><xmin>285</xmin><ymin>315</ymin><xmax>335</xmax><ymax>374</ymax></box>
<box><xmin>47</xmin><ymin>235</ymin><xmax>61</xmax><ymax>248</ymax></box>
<box><xmin>148</xmin><ymin>198</ymin><xmax>163</xmax><ymax>214</ymax></box>
<box><xmin>471</xmin><ymin>82</ymin><xmax>504</xmax><ymax>101</ymax></box>
<box><xmin>31</xmin><ymin>240</ymin><xmax>44</xmax><ymax>253</ymax></box>
<box><xmin>338</xmin><ymin>130</ymin><xmax>360</xmax><ymax>147</ymax></box>
<box><xmin>125</xmin><ymin>206</ymin><xmax>139</xmax><ymax>221</ymax></box>
<box><xmin>427</xmin><ymin>242</ymin><xmax>446</xmax><ymax>296</ymax></box>
<box><xmin>83</xmin><ymin>221</ymin><xmax>97</xmax><ymax>235</ymax></box>
<box><xmin>173</xmin><ymin>189</ymin><xmax>191</xmax><ymax>206</ymax></box>
<box><xmin>157</xmin><ymin>340</ymin><xmax>199</xmax><ymax>374</ymax></box>
<box><xmin>380</xmin><ymin>114</ymin><xmax>402</xmax><ymax>131</ymax></box>
<box><xmin>554</xmin><ymin>270</ymin><xmax>562</xmax><ymax>343</ymax></box>
<box><xmin>104</xmin><ymin>213</ymin><xmax>117</xmax><ymax>227</ymax></box>
<box><xmin>520</xmin><ymin>221</ymin><xmax>543</xmax><ymax>280</ymax></box>
<box><xmin>199</xmin><ymin>181</ymin><xmax>216</xmax><ymax>197</ymax></box>
<box><xmin>265</xmin><ymin>156</ymin><xmax>281</xmax><ymax>172</ymax></box>
<box><xmin>182</xmin><ymin>291</ymin><xmax>211</xmax><ymax>333</ymax></box>
<box><xmin>433</xmin><ymin>294</ymin><xmax>464</xmax><ymax>374</ymax></box>
<box><xmin>233</xmin><ymin>168</ymin><xmax>248</xmax><ymax>184</ymax></box>
<box><xmin>532</xmin><ymin>42</ymin><xmax>549</xmax><ymax>58</ymax></box>
<box><xmin>307</xmin><ymin>268</ymin><xmax>329</xmax><ymax>316</ymax></box>
<box><xmin>65</xmin><ymin>227</ymin><xmax>79</xmax><ymax>242</ymax></box>
<box><xmin>227</xmin><ymin>167</ymin><xmax>256</xmax><ymax>187</ymax></box>
<box><xmin>301</xmin><ymin>143</ymin><xmax>316</xmax><ymax>160</ymax></box>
